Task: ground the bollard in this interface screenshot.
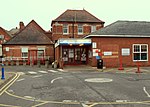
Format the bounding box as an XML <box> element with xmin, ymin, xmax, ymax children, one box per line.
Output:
<box><xmin>1</xmin><ymin>64</ymin><xmax>5</xmax><ymax>80</ymax></box>
<box><xmin>136</xmin><ymin>61</ymin><xmax>142</xmax><ymax>73</ymax></box>
<box><xmin>118</xmin><ymin>56</ymin><xmax>124</xmax><ymax>70</ymax></box>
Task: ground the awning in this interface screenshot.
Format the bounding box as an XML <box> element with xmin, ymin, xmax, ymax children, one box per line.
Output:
<box><xmin>55</xmin><ymin>38</ymin><xmax>91</xmax><ymax>47</ymax></box>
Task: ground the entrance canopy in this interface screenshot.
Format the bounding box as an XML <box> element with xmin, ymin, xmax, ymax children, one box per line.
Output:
<box><xmin>55</xmin><ymin>38</ymin><xmax>91</xmax><ymax>47</ymax></box>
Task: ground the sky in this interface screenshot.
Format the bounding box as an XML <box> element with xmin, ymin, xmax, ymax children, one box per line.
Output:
<box><xmin>0</xmin><ymin>0</ymin><xmax>150</xmax><ymax>31</ymax></box>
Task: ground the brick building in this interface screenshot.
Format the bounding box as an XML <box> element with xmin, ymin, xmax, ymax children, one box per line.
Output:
<box><xmin>51</xmin><ymin>9</ymin><xmax>104</xmax><ymax>41</ymax></box>
<box><xmin>3</xmin><ymin>20</ymin><xmax>54</xmax><ymax>65</ymax></box>
<box><xmin>53</xmin><ymin>9</ymin><xmax>104</xmax><ymax>66</ymax></box>
<box><xmin>0</xmin><ymin>27</ymin><xmax>11</xmax><ymax>59</ymax></box>
<box><xmin>85</xmin><ymin>21</ymin><xmax>150</xmax><ymax>68</ymax></box>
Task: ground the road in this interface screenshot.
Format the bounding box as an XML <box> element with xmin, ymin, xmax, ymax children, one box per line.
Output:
<box><xmin>0</xmin><ymin>66</ymin><xmax>150</xmax><ymax>107</ymax></box>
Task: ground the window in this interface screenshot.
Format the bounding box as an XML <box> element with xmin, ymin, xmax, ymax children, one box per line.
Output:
<box><xmin>133</xmin><ymin>44</ymin><xmax>148</xmax><ymax>61</ymax></box>
<box><xmin>38</xmin><ymin>48</ymin><xmax>45</xmax><ymax>58</ymax></box>
<box><xmin>21</xmin><ymin>47</ymin><xmax>28</xmax><ymax>58</ymax></box>
<box><xmin>91</xmin><ymin>25</ymin><xmax>96</xmax><ymax>33</ymax></box>
<box><xmin>63</xmin><ymin>24</ymin><xmax>69</xmax><ymax>34</ymax></box>
<box><xmin>78</xmin><ymin>24</ymin><xmax>83</xmax><ymax>34</ymax></box>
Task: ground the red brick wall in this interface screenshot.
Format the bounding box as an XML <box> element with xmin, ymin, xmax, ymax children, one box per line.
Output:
<box><xmin>52</xmin><ymin>22</ymin><xmax>103</xmax><ymax>41</ymax></box>
<box><xmin>91</xmin><ymin>37</ymin><xmax>150</xmax><ymax>68</ymax></box>
<box><xmin>0</xmin><ymin>28</ymin><xmax>11</xmax><ymax>44</ymax></box>
<box><xmin>3</xmin><ymin>45</ymin><xmax>54</xmax><ymax>61</ymax></box>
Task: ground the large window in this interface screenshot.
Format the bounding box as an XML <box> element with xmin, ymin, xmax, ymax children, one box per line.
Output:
<box><xmin>133</xmin><ymin>44</ymin><xmax>148</xmax><ymax>61</ymax></box>
<box><xmin>78</xmin><ymin>24</ymin><xmax>83</xmax><ymax>34</ymax></box>
<box><xmin>63</xmin><ymin>24</ymin><xmax>69</xmax><ymax>34</ymax></box>
<box><xmin>21</xmin><ymin>47</ymin><xmax>28</xmax><ymax>58</ymax></box>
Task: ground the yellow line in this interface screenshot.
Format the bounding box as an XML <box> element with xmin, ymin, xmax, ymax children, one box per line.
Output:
<box><xmin>0</xmin><ymin>73</ymin><xmax>20</xmax><ymax>96</ymax></box>
<box><xmin>5</xmin><ymin>90</ymin><xmax>45</xmax><ymax>102</ymax></box>
<box><xmin>31</xmin><ymin>101</ymin><xmax>49</xmax><ymax>107</ymax></box>
<box><xmin>0</xmin><ymin>72</ymin><xmax>17</xmax><ymax>92</ymax></box>
<box><xmin>6</xmin><ymin>90</ymin><xmax>150</xmax><ymax>106</ymax></box>
<box><xmin>0</xmin><ymin>103</ymin><xmax>21</xmax><ymax>107</ymax></box>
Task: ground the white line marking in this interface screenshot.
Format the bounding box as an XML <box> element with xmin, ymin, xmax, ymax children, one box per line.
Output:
<box><xmin>48</xmin><ymin>70</ymin><xmax>58</xmax><ymax>73</ymax></box>
<box><xmin>38</xmin><ymin>71</ymin><xmax>48</xmax><ymax>73</ymax></box>
<box><xmin>28</xmin><ymin>71</ymin><xmax>37</xmax><ymax>74</ymax></box>
<box><xmin>143</xmin><ymin>87</ymin><xmax>150</xmax><ymax>97</ymax></box>
<box><xmin>57</xmin><ymin>69</ymin><xmax>64</xmax><ymax>72</ymax></box>
<box><xmin>51</xmin><ymin>77</ymin><xmax>63</xmax><ymax>84</ymax></box>
<box><xmin>17</xmin><ymin>72</ymin><xmax>25</xmax><ymax>75</ymax></box>
<box><xmin>81</xmin><ymin>103</ymin><xmax>89</xmax><ymax>107</ymax></box>
<box><xmin>116</xmin><ymin>100</ymin><xmax>128</xmax><ymax>102</ymax></box>
<box><xmin>32</xmin><ymin>75</ymin><xmax>43</xmax><ymax>78</ymax></box>
<box><xmin>17</xmin><ymin>78</ymin><xmax>25</xmax><ymax>82</ymax></box>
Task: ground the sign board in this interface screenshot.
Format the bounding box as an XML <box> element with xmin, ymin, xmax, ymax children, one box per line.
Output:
<box><xmin>104</xmin><ymin>52</ymin><xmax>112</xmax><ymax>56</ymax></box>
<box><xmin>59</xmin><ymin>39</ymin><xmax>91</xmax><ymax>45</ymax></box>
<box><xmin>96</xmin><ymin>56</ymin><xmax>101</xmax><ymax>59</ymax></box>
<box><xmin>6</xmin><ymin>47</ymin><xmax>9</xmax><ymax>51</ymax></box>
<box><xmin>122</xmin><ymin>48</ymin><xmax>130</xmax><ymax>56</ymax></box>
<box><xmin>93</xmin><ymin>53</ymin><xmax>98</xmax><ymax>56</ymax></box>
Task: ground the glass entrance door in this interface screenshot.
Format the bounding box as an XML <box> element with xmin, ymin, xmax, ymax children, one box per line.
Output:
<box><xmin>62</xmin><ymin>47</ymin><xmax>87</xmax><ymax>65</ymax></box>
<box><xmin>75</xmin><ymin>48</ymin><xmax>81</xmax><ymax>64</ymax></box>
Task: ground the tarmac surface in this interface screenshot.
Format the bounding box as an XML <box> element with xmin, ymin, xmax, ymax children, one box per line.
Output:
<box><xmin>0</xmin><ymin>65</ymin><xmax>150</xmax><ymax>107</ymax></box>
<box><xmin>0</xmin><ymin>65</ymin><xmax>150</xmax><ymax>87</ymax></box>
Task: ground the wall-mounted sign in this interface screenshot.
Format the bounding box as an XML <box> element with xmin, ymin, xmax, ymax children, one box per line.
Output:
<box><xmin>59</xmin><ymin>39</ymin><xmax>91</xmax><ymax>45</ymax></box>
<box><xmin>122</xmin><ymin>48</ymin><xmax>130</xmax><ymax>56</ymax></box>
<box><xmin>104</xmin><ymin>52</ymin><xmax>112</xmax><ymax>56</ymax></box>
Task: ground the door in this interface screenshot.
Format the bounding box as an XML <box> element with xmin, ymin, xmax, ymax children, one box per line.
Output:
<box><xmin>75</xmin><ymin>48</ymin><xmax>81</xmax><ymax>64</ymax></box>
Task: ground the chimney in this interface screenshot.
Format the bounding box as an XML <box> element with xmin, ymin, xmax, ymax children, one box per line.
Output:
<box><xmin>19</xmin><ymin>21</ymin><xmax>25</xmax><ymax>30</ymax></box>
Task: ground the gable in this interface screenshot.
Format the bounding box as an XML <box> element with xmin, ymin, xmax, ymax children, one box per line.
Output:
<box><xmin>4</xmin><ymin>20</ymin><xmax>53</xmax><ymax>45</ymax></box>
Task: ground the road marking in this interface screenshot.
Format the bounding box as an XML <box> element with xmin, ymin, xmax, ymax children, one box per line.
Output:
<box><xmin>38</xmin><ymin>71</ymin><xmax>48</xmax><ymax>73</ymax></box>
<box><xmin>81</xmin><ymin>103</ymin><xmax>89</xmax><ymax>107</ymax></box>
<box><xmin>5</xmin><ymin>89</ymin><xmax>150</xmax><ymax>106</ymax></box>
<box><xmin>28</xmin><ymin>71</ymin><xmax>37</xmax><ymax>75</ymax></box>
<box><xmin>17</xmin><ymin>78</ymin><xmax>25</xmax><ymax>82</ymax></box>
<box><xmin>48</xmin><ymin>70</ymin><xmax>58</xmax><ymax>73</ymax></box>
<box><xmin>17</xmin><ymin>72</ymin><xmax>25</xmax><ymax>75</ymax></box>
<box><xmin>57</xmin><ymin>69</ymin><xmax>64</xmax><ymax>72</ymax></box>
<box><xmin>51</xmin><ymin>77</ymin><xmax>63</xmax><ymax>84</ymax></box>
<box><xmin>85</xmin><ymin>78</ymin><xmax>113</xmax><ymax>83</ymax></box>
<box><xmin>0</xmin><ymin>72</ymin><xmax>20</xmax><ymax>96</ymax></box>
<box><xmin>116</xmin><ymin>100</ymin><xmax>128</xmax><ymax>102</ymax></box>
<box><xmin>0</xmin><ymin>103</ymin><xmax>21</xmax><ymax>107</ymax></box>
<box><xmin>143</xmin><ymin>87</ymin><xmax>150</xmax><ymax>97</ymax></box>
<box><xmin>32</xmin><ymin>75</ymin><xmax>43</xmax><ymax>78</ymax></box>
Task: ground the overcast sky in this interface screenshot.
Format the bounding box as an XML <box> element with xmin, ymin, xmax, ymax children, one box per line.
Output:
<box><xmin>0</xmin><ymin>0</ymin><xmax>150</xmax><ymax>31</ymax></box>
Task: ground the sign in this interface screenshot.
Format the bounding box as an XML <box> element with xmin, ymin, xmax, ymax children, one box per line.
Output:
<box><xmin>96</xmin><ymin>56</ymin><xmax>101</xmax><ymax>59</ymax></box>
<box><xmin>93</xmin><ymin>53</ymin><xmax>98</xmax><ymax>56</ymax></box>
<box><xmin>59</xmin><ymin>39</ymin><xmax>91</xmax><ymax>45</ymax></box>
<box><xmin>104</xmin><ymin>52</ymin><xmax>112</xmax><ymax>56</ymax></box>
<box><xmin>6</xmin><ymin>47</ymin><xmax>9</xmax><ymax>51</ymax></box>
<box><xmin>122</xmin><ymin>48</ymin><xmax>130</xmax><ymax>56</ymax></box>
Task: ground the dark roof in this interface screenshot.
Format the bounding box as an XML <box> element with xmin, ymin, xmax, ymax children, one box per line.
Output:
<box><xmin>52</xmin><ymin>9</ymin><xmax>104</xmax><ymax>23</ymax></box>
<box><xmin>86</xmin><ymin>21</ymin><xmax>150</xmax><ymax>38</ymax></box>
<box><xmin>4</xmin><ymin>20</ymin><xmax>53</xmax><ymax>45</ymax></box>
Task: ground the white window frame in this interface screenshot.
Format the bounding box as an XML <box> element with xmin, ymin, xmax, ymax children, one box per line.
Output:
<box><xmin>38</xmin><ymin>48</ymin><xmax>45</xmax><ymax>58</ymax></box>
<box><xmin>78</xmin><ymin>24</ymin><xmax>83</xmax><ymax>35</ymax></box>
<box><xmin>63</xmin><ymin>24</ymin><xmax>69</xmax><ymax>34</ymax></box>
<box><xmin>91</xmin><ymin>25</ymin><xmax>96</xmax><ymax>33</ymax></box>
<box><xmin>133</xmin><ymin>44</ymin><xmax>148</xmax><ymax>61</ymax></box>
<box><xmin>21</xmin><ymin>47</ymin><xmax>28</xmax><ymax>58</ymax></box>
